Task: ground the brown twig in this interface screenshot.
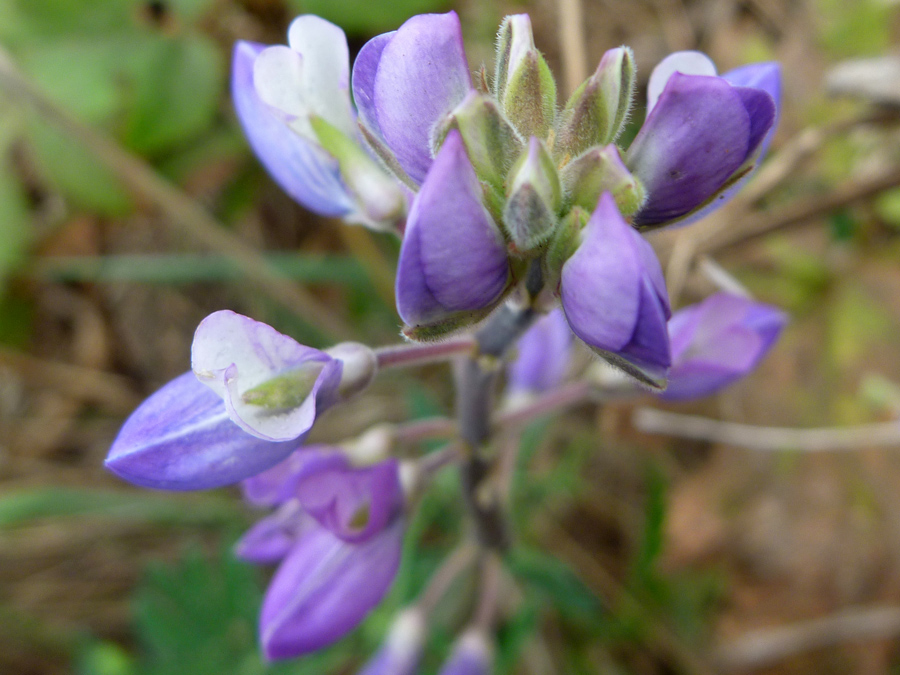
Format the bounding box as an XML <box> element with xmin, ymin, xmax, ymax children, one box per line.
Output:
<box><xmin>714</xmin><ymin>606</ymin><xmax>900</xmax><ymax>672</ymax></box>
<box><xmin>557</xmin><ymin>0</ymin><xmax>589</xmax><ymax>96</ymax></box>
<box><xmin>633</xmin><ymin>407</ymin><xmax>900</xmax><ymax>451</ymax></box>
<box><xmin>0</xmin><ymin>45</ymin><xmax>354</xmax><ymax>341</ymax></box>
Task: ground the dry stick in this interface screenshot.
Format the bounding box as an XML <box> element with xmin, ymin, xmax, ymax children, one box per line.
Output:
<box><xmin>557</xmin><ymin>0</ymin><xmax>589</xmax><ymax>96</ymax></box>
<box><xmin>633</xmin><ymin>408</ymin><xmax>900</xmax><ymax>451</ymax></box>
<box><xmin>0</xmin><ymin>46</ymin><xmax>354</xmax><ymax>341</ymax></box>
<box><xmin>544</xmin><ymin>517</ymin><xmax>718</xmax><ymax>675</ymax></box>
<box><xmin>714</xmin><ymin>606</ymin><xmax>900</xmax><ymax>672</ymax></box>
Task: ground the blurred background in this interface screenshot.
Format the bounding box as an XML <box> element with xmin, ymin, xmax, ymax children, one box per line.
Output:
<box><xmin>1</xmin><ymin>0</ymin><xmax>900</xmax><ymax>673</ymax></box>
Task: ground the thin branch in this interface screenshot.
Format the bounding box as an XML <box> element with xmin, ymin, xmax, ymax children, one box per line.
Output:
<box><xmin>415</xmin><ymin>543</ymin><xmax>478</xmax><ymax>616</ymax></box>
<box><xmin>557</xmin><ymin>0</ymin><xmax>589</xmax><ymax>96</ymax></box>
<box><xmin>374</xmin><ymin>336</ymin><xmax>476</xmax><ymax>370</ymax></box>
<box><xmin>0</xmin><ymin>45</ymin><xmax>354</xmax><ymax>341</ymax></box>
<box><xmin>714</xmin><ymin>606</ymin><xmax>900</xmax><ymax>672</ymax></box>
<box><xmin>633</xmin><ymin>408</ymin><xmax>900</xmax><ymax>451</ymax></box>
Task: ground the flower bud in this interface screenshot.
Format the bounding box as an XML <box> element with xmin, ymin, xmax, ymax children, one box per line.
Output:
<box><xmin>356</xmin><ymin>609</ymin><xmax>425</xmax><ymax>675</ymax></box>
<box><xmin>440</xmin><ymin>90</ymin><xmax>524</xmax><ymax>190</ymax></box>
<box><xmin>560</xmin><ymin>144</ymin><xmax>645</xmax><ymax>217</ymax></box>
<box><xmin>495</xmin><ymin>15</ymin><xmax>557</xmax><ymax>139</ymax></box>
<box><xmin>437</xmin><ymin>629</ymin><xmax>493</xmax><ymax>675</ymax></box>
<box><xmin>559</xmin><ymin>193</ymin><xmax>671</xmax><ymax>389</ymax></box>
<box><xmin>326</xmin><ymin>341</ymin><xmax>378</xmax><ymax>399</ymax></box>
<box><xmin>555</xmin><ymin>46</ymin><xmax>636</xmax><ymax>159</ymax></box>
<box><xmin>309</xmin><ymin>115</ymin><xmax>406</xmax><ymax>228</ymax></box>
<box><xmin>503</xmin><ymin>137</ymin><xmax>561</xmax><ymax>251</ymax></box>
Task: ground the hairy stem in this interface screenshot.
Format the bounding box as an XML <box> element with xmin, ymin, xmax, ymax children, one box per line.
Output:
<box><xmin>375</xmin><ymin>336</ymin><xmax>476</xmax><ymax>369</ymax></box>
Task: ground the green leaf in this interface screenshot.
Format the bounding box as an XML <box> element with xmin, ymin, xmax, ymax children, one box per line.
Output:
<box><xmin>289</xmin><ymin>0</ymin><xmax>450</xmax><ymax>35</ymax></box>
<box><xmin>123</xmin><ymin>34</ymin><xmax>224</xmax><ymax>155</ymax></box>
<box><xmin>508</xmin><ymin>547</ymin><xmax>605</xmax><ymax>623</ymax></box>
<box><xmin>0</xmin><ymin>158</ymin><xmax>31</xmax><ymax>296</ymax></box>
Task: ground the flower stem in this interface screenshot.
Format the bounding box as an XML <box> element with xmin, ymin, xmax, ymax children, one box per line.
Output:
<box><xmin>374</xmin><ymin>336</ymin><xmax>476</xmax><ymax>370</ymax></box>
<box><xmin>416</xmin><ymin>543</ymin><xmax>478</xmax><ymax>616</ymax></box>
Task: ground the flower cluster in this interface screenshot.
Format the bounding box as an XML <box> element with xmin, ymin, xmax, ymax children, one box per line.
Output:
<box><xmin>107</xmin><ymin>9</ymin><xmax>788</xmax><ymax>669</ymax></box>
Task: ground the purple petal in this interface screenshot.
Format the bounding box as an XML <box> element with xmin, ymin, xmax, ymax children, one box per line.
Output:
<box><xmin>356</xmin><ymin>609</ymin><xmax>424</xmax><ymax>675</ymax></box>
<box><xmin>373</xmin><ymin>12</ymin><xmax>472</xmax><ymax>184</ymax></box>
<box><xmin>438</xmin><ymin>632</ymin><xmax>492</xmax><ymax>675</ymax></box>
<box><xmin>352</xmin><ymin>32</ymin><xmax>395</xmax><ymax>137</ymax></box>
<box><xmin>508</xmin><ymin>309</ymin><xmax>572</xmax><ymax>394</ymax></box>
<box><xmin>723</xmin><ymin>62</ymin><xmax>781</xmax><ymax>156</ymax></box>
<box><xmin>295</xmin><ymin>459</ymin><xmax>403</xmax><ymax>543</ymax></box>
<box><xmin>235</xmin><ymin>499</ymin><xmax>311</xmax><ymax>564</ymax></box>
<box><xmin>662</xmin><ymin>293</ymin><xmax>787</xmax><ymax>400</ymax></box>
<box><xmin>396</xmin><ymin>130</ymin><xmax>510</xmax><ymax>329</ymax></box>
<box><xmin>192</xmin><ymin>310</ymin><xmax>342</xmax><ymax>442</ymax></box>
<box><xmin>260</xmin><ymin>520</ymin><xmax>404</xmax><ymax>660</ymax></box>
<box><xmin>105</xmin><ymin>372</ymin><xmax>300</xmax><ymax>491</ymax></box>
<box><xmin>628</xmin><ymin>73</ymin><xmax>753</xmax><ymax>226</ymax></box>
<box><xmin>232</xmin><ymin>41</ymin><xmax>355</xmax><ymax>217</ymax></box>
<box><xmin>646</xmin><ymin>51</ymin><xmax>717</xmax><ymax>114</ymax></box>
<box><xmin>241</xmin><ymin>446</ymin><xmax>348</xmax><ymax>508</ymax></box>
<box><xmin>560</xmin><ymin>193</ymin><xmax>671</xmax><ymax>382</ymax></box>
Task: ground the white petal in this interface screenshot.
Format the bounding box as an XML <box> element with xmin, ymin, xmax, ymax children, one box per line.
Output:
<box><xmin>254</xmin><ymin>45</ymin><xmax>308</xmax><ymax>118</ymax></box>
<box><xmin>646</xmin><ymin>51</ymin><xmax>717</xmax><ymax>114</ymax></box>
<box><xmin>288</xmin><ymin>15</ymin><xmax>356</xmax><ymax>137</ymax></box>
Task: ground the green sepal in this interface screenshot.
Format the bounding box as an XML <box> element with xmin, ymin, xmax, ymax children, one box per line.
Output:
<box><xmin>594</xmin><ymin>349</ymin><xmax>668</xmax><ymax>391</ymax></box>
<box><xmin>555</xmin><ymin>47</ymin><xmax>635</xmax><ymax>159</ymax></box>
<box><xmin>402</xmin><ymin>305</ymin><xmax>500</xmax><ymax>342</ymax></box>
<box><xmin>496</xmin><ymin>15</ymin><xmax>557</xmax><ymax>140</ymax></box>
<box><xmin>503</xmin><ymin>138</ymin><xmax>561</xmax><ymax>252</ymax></box>
<box><xmin>560</xmin><ymin>144</ymin><xmax>645</xmax><ymax>217</ymax></box>
<box><xmin>241</xmin><ymin>362</ymin><xmax>325</xmax><ymax>410</ymax></box>
<box><xmin>543</xmin><ymin>207</ymin><xmax>587</xmax><ymax>292</ymax></box>
<box><xmin>438</xmin><ymin>91</ymin><xmax>523</xmax><ymax>191</ymax></box>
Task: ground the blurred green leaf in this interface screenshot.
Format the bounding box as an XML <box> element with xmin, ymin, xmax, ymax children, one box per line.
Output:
<box><xmin>78</xmin><ymin>641</ymin><xmax>137</xmax><ymax>675</ymax></box>
<box><xmin>123</xmin><ymin>34</ymin><xmax>224</xmax><ymax>154</ymax></box>
<box><xmin>290</xmin><ymin>0</ymin><xmax>450</xmax><ymax>35</ymax></box>
<box><xmin>0</xmin><ymin>488</ymin><xmax>245</xmax><ymax>528</ymax></box>
<box><xmin>509</xmin><ymin>547</ymin><xmax>605</xmax><ymax>623</ymax></box>
<box><xmin>0</xmin><ymin>159</ymin><xmax>31</xmax><ymax>295</ymax></box>
<box><xmin>875</xmin><ymin>187</ymin><xmax>900</xmax><ymax>231</ymax></box>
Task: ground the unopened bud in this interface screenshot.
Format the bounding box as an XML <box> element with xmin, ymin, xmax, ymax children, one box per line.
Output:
<box><xmin>357</xmin><ymin>608</ymin><xmax>425</xmax><ymax>675</ymax></box>
<box><xmin>310</xmin><ymin>115</ymin><xmax>406</xmax><ymax>228</ymax></box>
<box><xmin>440</xmin><ymin>91</ymin><xmax>523</xmax><ymax>190</ymax></box>
<box><xmin>503</xmin><ymin>137</ymin><xmax>561</xmax><ymax>251</ymax></box>
<box><xmin>327</xmin><ymin>341</ymin><xmax>378</xmax><ymax>399</ymax></box>
<box><xmin>560</xmin><ymin>144</ymin><xmax>645</xmax><ymax>216</ymax></box>
<box><xmin>437</xmin><ymin>628</ymin><xmax>493</xmax><ymax>675</ymax></box>
<box><xmin>495</xmin><ymin>15</ymin><xmax>557</xmax><ymax>139</ymax></box>
<box><xmin>555</xmin><ymin>47</ymin><xmax>635</xmax><ymax>158</ymax></box>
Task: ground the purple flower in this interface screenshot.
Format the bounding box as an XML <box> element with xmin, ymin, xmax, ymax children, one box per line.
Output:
<box><xmin>437</xmin><ymin>630</ymin><xmax>493</xmax><ymax>675</ymax></box>
<box><xmin>192</xmin><ymin>310</ymin><xmax>343</xmax><ymax>442</ymax></box>
<box><xmin>105</xmin><ymin>372</ymin><xmax>300</xmax><ymax>491</ymax></box>
<box><xmin>559</xmin><ymin>193</ymin><xmax>671</xmax><ymax>388</ymax></box>
<box><xmin>355</xmin><ymin>609</ymin><xmax>425</xmax><ymax>675</ymax></box>
<box><xmin>627</xmin><ymin>51</ymin><xmax>780</xmax><ymax>228</ymax></box>
<box><xmin>235</xmin><ymin>449</ymin><xmax>406</xmax><ymax>660</ymax></box>
<box><xmin>395</xmin><ymin>129</ymin><xmax>511</xmax><ymax>339</ymax></box>
<box><xmin>507</xmin><ymin>308</ymin><xmax>572</xmax><ymax>396</ymax></box>
<box><xmin>232</xmin><ymin>35</ymin><xmax>355</xmax><ymax>217</ymax></box>
<box><xmin>352</xmin><ymin>12</ymin><xmax>472</xmax><ymax>184</ymax></box>
<box><xmin>661</xmin><ymin>292</ymin><xmax>787</xmax><ymax>400</ymax></box>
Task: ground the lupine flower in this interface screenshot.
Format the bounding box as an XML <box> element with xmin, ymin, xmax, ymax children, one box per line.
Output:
<box><xmin>395</xmin><ymin>129</ymin><xmax>511</xmax><ymax>339</ymax></box>
<box><xmin>559</xmin><ymin>193</ymin><xmax>671</xmax><ymax>388</ymax></box>
<box><xmin>661</xmin><ymin>292</ymin><xmax>787</xmax><ymax>400</ymax></box>
<box><xmin>507</xmin><ymin>308</ymin><xmax>572</xmax><ymax>397</ymax></box>
<box><xmin>355</xmin><ymin>609</ymin><xmax>425</xmax><ymax>675</ymax></box>
<box><xmin>437</xmin><ymin>629</ymin><xmax>493</xmax><ymax>675</ymax></box>
<box><xmin>627</xmin><ymin>51</ymin><xmax>780</xmax><ymax>228</ymax></box>
<box><xmin>106</xmin><ymin>312</ymin><xmax>376</xmax><ymax>490</ymax></box>
<box><xmin>234</xmin><ymin>448</ymin><xmax>406</xmax><ymax>660</ymax></box>
<box><xmin>234</xmin><ymin>17</ymin><xmax>406</xmax><ymax>228</ymax></box>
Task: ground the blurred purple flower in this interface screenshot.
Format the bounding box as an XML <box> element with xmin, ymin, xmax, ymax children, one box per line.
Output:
<box><xmin>234</xmin><ymin>448</ymin><xmax>406</xmax><ymax>660</ymax></box>
<box><xmin>355</xmin><ymin>609</ymin><xmax>425</xmax><ymax>675</ymax></box>
<box><xmin>507</xmin><ymin>308</ymin><xmax>572</xmax><ymax>396</ymax></box>
<box><xmin>560</xmin><ymin>193</ymin><xmax>671</xmax><ymax>389</ymax></box>
<box><xmin>628</xmin><ymin>52</ymin><xmax>780</xmax><ymax>228</ymax></box>
<box><xmin>661</xmin><ymin>292</ymin><xmax>787</xmax><ymax>400</ymax></box>
<box><xmin>437</xmin><ymin>630</ymin><xmax>493</xmax><ymax>675</ymax></box>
